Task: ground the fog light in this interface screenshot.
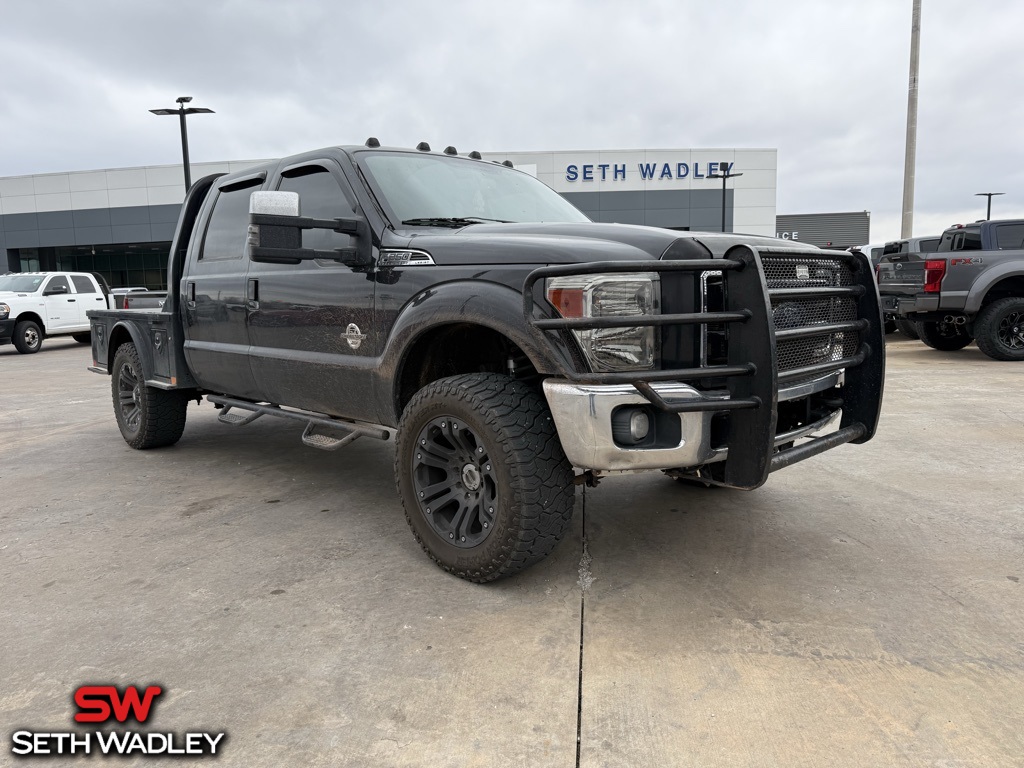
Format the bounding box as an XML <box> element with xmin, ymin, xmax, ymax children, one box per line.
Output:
<box><xmin>612</xmin><ymin>407</ymin><xmax>652</xmax><ymax>446</ymax></box>
<box><xmin>629</xmin><ymin>410</ymin><xmax>650</xmax><ymax>441</ymax></box>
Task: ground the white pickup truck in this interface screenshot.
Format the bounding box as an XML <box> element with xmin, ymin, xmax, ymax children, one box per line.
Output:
<box><xmin>0</xmin><ymin>272</ymin><xmax>115</xmax><ymax>353</ymax></box>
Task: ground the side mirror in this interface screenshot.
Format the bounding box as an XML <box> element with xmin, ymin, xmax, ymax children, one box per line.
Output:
<box><xmin>44</xmin><ymin>285</ymin><xmax>69</xmax><ymax>296</ymax></box>
<box><xmin>247</xmin><ymin>191</ymin><xmax>370</xmax><ymax>266</ymax></box>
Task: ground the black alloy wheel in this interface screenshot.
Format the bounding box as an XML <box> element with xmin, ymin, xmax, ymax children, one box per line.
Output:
<box><xmin>974</xmin><ymin>297</ymin><xmax>1024</xmax><ymax>361</ymax></box>
<box><xmin>111</xmin><ymin>342</ymin><xmax>189</xmax><ymax>449</ymax></box>
<box><xmin>395</xmin><ymin>373</ymin><xmax>574</xmax><ymax>583</ymax></box>
<box><xmin>412</xmin><ymin>416</ymin><xmax>499</xmax><ymax>548</ymax></box>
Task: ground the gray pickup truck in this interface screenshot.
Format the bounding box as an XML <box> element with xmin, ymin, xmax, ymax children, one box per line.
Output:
<box><xmin>877</xmin><ymin>219</ymin><xmax>1024</xmax><ymax>360</ymax></box>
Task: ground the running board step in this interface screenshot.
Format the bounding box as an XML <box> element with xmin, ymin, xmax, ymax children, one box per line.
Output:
<box><xmin>206</xmin><ymin>395</ymin><xmax>390</xmax><ymax>450</ymax></box>
<box><xmin>301</xmin><ymin>423</ymin><xmax>361</xmax><ymax>451</ymax></box>
<box><xmin>218</xmin><ymin>407</ymin><xmax>263</xmax><ymax>426</ymax></box>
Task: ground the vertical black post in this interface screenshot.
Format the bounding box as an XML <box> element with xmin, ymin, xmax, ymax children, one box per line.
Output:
<box><xmin>721</xmin><ymin>175</ymin><xmax>727</xmax><ymax>232</ymax></box>
<box><xmin>987</xmin><ymin>197</ymin><xmax>992</xmax><ymax>220</ymax></box>
<box><xmin>178</xmin><ymin>108</ymin><xmax>191</xmax><ymax>193</ymax></box>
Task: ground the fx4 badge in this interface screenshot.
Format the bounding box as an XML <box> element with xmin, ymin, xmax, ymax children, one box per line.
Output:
<box><xmin>950</xmin><ymin>257</ymin><xmax>982</xmax><ymax>266</ymax></box>
<box><xmin>343</xmin><ymin>323</ymin><xmax>366</xmax><ymax>350</ymax></box>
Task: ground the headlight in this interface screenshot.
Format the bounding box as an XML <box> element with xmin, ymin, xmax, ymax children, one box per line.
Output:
<box><xmin>0</xmin><ymin>303</ymin><xmax>9</xmax><ymax>320</ymax></box>
<box><xmin>546</xmin><ymin>273</ymin><xmax>660</xmax><ymax>371</ymax></box>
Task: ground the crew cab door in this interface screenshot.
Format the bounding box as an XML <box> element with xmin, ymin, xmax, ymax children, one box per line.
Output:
<box><xmin>181</xmin><ymin>174</ymin><xmax>264</xmax><ymax>399</ymax></box>
<box><xmin>69</xmin><ymin>274</ymin><xmax>106</xmax><ymax>325</ymax></box>
<box><xmin>41</xmin><ymin>275</ymin><xmax>78</xmax><ymax>331</ymax></box>
<box><xmin>245</xmin><ymin>161</ymin><xmax>376</xmax><ymax>419</ymax></box>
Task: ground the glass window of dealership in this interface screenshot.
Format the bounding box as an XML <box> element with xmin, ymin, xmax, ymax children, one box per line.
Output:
<box><xmin>0</xmin><ymin>147</ymin><xmax>859</xmax><ymax>288</ymax></box>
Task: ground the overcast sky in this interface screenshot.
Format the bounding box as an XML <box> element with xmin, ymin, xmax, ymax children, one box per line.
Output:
<box><xmin>2</xmin><ymin>0</ymin><xmax>1021</xmax><ymax>242</ymax></box>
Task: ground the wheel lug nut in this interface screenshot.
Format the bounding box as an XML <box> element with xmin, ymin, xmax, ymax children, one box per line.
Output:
<box><xmin>449</xmin><ymin>533</ymin><xmax>454</xmax><ymax>539</ymax></box>
<box><xmin>483</xmin><ymin>522</ymin><xmax>488</xmax><ymax>528</ymax></box>
<box><xmin>421</xmin><ymin>439</ymin><xmax>426</xmax><ymax>445</ymax></box>
<box><xmin>477</xmin><ymin>447</ymin><xmax>483</xmax><ymax>453</ymax></box>
<box><xmin>426</xmin><ymin>508</ymin><xmax>431</xmax><ymax>514</ymax></box>
<box><xmin>461</xmin><ymin>536</ymin><xmax>466</xmax><ymax>542</ymax></box>
<box><xmin>488</xmin><ymin>507</ymin><xmax>494</xmax><ymax>513</ymax></box>
<box><xmin>419</xmin><ymin>492</ymin><xmax>424</xmax><ymax>497</ymax></box>
<box><xmin>485</xmin><ymin>465</ymin><xmax>491</xmax><ymax>471</ymax></box>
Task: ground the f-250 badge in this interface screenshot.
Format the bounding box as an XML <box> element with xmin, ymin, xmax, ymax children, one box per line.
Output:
<box><xmin>343</xmin><ymin>323</ymin><xmax>366</xmax><ymax>350</ymax></box>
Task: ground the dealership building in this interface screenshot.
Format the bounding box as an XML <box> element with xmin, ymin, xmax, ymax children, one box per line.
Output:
<box><xmin>1</xmin><ymin>146</ymin><xmax>797</xmax><ymax>289</ymax></box>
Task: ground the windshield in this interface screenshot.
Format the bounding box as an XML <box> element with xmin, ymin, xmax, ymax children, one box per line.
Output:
<box><xmin>360</xmin><ymin>152</ymin><xmax>589</xmax><ymax>226</ymax></box>
<box><xmin>0</xmin><ymin>274</ymin><xmax>45</xmax><ymax>292</ymax></box>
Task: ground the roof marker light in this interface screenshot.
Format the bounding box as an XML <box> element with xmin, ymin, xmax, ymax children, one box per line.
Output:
<box><xmin>416</xmin><ymin>142</ymin><xmax>431</xmax><ymax>152</ymax></box>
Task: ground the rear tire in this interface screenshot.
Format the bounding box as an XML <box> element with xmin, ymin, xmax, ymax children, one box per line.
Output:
<box><xmin>974</xmin><ymin>297</ymin><xmax>1024</xmax><ymax>361</ymax></box>
<box><xmin>72</xmin><ymin>332</ymin><xmax>91</xmax><ymax>344</ymax></box>
<box><xmin>894</xmin><ymin>316</ymin><xmax>920</xmax><ymax>339</ymax></box>
<box><xmin>111</xmin><ymin>342</ymin><xmax>188</xmax><ymax>449</ymax></box>
<box><xmin>918</xmin><ymin>319</ymin><xmax>972</xmax><ymax>351</ymax></box>
<box><xmin>395</xmin><ymin>373</ymin><xmax>574</xmax><ymax>583</ymax></box>
<box><xmin>13</xmin><ymin>320</ymin><xmax>43</xmax><ymax>354</ymax></box>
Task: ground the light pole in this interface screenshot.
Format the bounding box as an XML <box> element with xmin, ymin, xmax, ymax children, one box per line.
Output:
<box><xmin>149</xmin><ymin>96</ymin><xmax>215</xmax><ymax>193</ymax></box>
<box><xmin>975</xmin><ymin>192</ymin><xmax>1004</xmax><ymax>220</ymax></box>
<box><xmin>707</xmin><ymin>163</ymin><xmax>743</xmax><ymax>233</ymax></box>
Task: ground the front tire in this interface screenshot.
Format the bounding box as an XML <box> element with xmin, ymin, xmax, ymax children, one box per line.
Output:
<box><xmin>918</xmin><ymin>319</ymin><xmax>972</xmax><ymax>351</ymax></box>
<box><xmin>894</xmin><ymin>316</ymin><xmax>920</xmax><ymax>340</ymax></box>
<box><xmin>72</xmin><ymin>332</ymin><xmax>91</xmax><ymax>344</ymax></box>
<box><xmin>395</xmin><ymin>373</ymin><xmax>574</xmax><ymax>583</ymax></box>
<box><xmin>112</xmin><ymin>342</ymin><xmax>188</xmax><ymax>449</ymax></box>
<box><xmin>974</xmin><ymin>298</ymin><xmax>1024</xmax><ymax>361</ymax></box>
<box><xmin>13</xmin><ymin>320</ymin><xmax>42</xmax><ymax>354</ymax></box>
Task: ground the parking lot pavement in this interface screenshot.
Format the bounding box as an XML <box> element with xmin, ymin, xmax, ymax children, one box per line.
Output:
<box><xmin>2</xmin><ymin>336</ymin><xmax>1022</xmax><ymax>767</ymax></box>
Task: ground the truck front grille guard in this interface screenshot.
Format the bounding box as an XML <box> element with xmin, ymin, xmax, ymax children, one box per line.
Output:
<box><xmin>523</xmin><ymin>244</ymin><xmax>884</xmax><ymax>488</ymax></box>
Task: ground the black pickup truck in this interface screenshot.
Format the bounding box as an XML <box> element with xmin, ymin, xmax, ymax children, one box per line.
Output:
<box><xmin>878</xmin><ymin>219</ymin><xmax>1024</xmax><ymax>359</ymax></box>
<box><xmin>87</xmin><ymin>141</ymin><xmax>884</xmax><ymax>582</ymax></box>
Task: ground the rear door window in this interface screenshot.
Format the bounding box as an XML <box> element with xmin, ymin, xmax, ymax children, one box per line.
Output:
<box><xmin>995</xmin><ymin>224</ymin><xmax>1024</xmax><ymax>249</ymax></box>
<box><xmin>70</xmin><ymin>275</ymin><xmax>96</xmax><ymax>293</ymax></box>
<box><xmin>201</xmin><ymin>179</ymin><xmax>264</xmax><ymax>260</ymax></box>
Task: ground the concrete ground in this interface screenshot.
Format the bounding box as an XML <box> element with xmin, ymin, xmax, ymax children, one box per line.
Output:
<box><xmin>1</xmin><ymin>335</ymin><xmax>1021</xmax><ymax>767</ymax></box>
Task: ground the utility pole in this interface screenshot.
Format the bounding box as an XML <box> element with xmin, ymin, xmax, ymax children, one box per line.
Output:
<box><xmin>901</xmin><ymin>0</ymin><xmax>922</xmax><ymax>238</ymax></box>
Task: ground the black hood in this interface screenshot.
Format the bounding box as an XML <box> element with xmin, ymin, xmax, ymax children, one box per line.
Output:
<box><xmin>381</xmin><ymin>222</ymin><xmax>813</xmax><ymax>265</ymax></box>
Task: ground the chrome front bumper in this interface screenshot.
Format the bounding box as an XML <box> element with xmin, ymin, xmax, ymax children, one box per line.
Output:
<box><xmin>543</xmin><ymin>376</ymin><xmax>842</xmax><ymax>472</ymax></box>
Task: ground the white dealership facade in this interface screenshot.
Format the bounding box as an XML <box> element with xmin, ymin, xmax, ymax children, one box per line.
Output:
<box><xmin>0</xmin><ymin>147</ymin><xmax>778</xmax><ymax>287</ymax></box>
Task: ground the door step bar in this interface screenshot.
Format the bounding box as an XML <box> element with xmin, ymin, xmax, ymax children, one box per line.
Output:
<box><xmin>207</xmin><ymin>395</ymin><xmax>390</xmax><ymax>451</ymax></box>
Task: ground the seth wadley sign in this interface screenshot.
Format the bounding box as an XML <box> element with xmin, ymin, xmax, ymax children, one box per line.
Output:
<box><xmin>565</xmin><ymin>161</ymin><xmax>737</xmax><ymax>182</ymax></box>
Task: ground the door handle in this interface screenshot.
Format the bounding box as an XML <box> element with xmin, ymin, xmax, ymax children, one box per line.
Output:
<box><xmin>246</xmin><ymin>279</ymin><xmax>259</xmax><ymax>311</ymax></box>
<box><xmin>186</xmin><ymin>281</ymin><xmax>196</xmax><ymax>309</ymax></box>
<box><xmin>67</xmin><ymin>298</ymin><xmax>76</xmax><ymax>302</ymax></box>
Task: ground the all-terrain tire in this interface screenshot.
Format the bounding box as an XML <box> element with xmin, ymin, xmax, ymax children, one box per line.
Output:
<box><xmin>111</xmin><ymin>342</ymin><xmax>188</xmax><ymax>449</ymax></box>
<box><xmin>395</xmin><ymin>373</ymin><xmax>574</xmax><ymax>583</ymax></box>
<box><xmin>894</xmin><ymin>316</ymin><xmax>920</xmax><ymax>340</ymax></box>
<box><xmin>973</xmin><ymin>297</ymin><xmax>1024</xmax><ymax>361</ymax></box>
<box><xmin>13</xmin><ymin>320</ymin><xmax>43</xmax><ymax>354</ymax></box>
<box><xmin>72</xmin><ymin>332</ymin><xmax>91</xmax><ymax>344</ymax></box>
<box><xmin>918</xmin><ymin>319</ymin><xmax>972</xmax><ymax>351</ymax></box>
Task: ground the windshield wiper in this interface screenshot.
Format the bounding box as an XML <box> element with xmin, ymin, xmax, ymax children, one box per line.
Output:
<box><xmin>401</xmin><ymin>216</ymin><xmax>512</xmax><ymax>228</ymax></box>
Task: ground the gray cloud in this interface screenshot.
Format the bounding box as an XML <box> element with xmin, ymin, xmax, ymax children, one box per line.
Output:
<box><xmin>2</xmin><ymin>0</ymin><xmax>1021</xmax><ymax>242</ymax></box>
